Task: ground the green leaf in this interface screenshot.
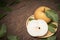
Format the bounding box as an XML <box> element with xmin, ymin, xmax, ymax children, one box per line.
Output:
<box><xmin>29</xmin><ymin>18</ymin><xmax>34</xmax><ymax>21</ymax></box>
<box><xmin>48</xmin><ymin>24</ymin><xmax>55</xmax><ymax>33</ymax></box>
<box><xmin>47</xmin><ymin>35</ymin><xmax>56</xmax><ymax>40</ymax></box>
<box><xmin>41</xmin><ymin>38</ymin><xmax>47</xmax><ymax>40</ymax></box>
<box><xmin>0</xmin><ymin>14</ymin><xmax>6</xmax><ymax>20</ymax></box>
<box><xmin>45</xmin><ymin>10</ymin><xmax>58</xmax><ymax>22</ymax></box>
<box><xmin>49</xmin><ymin>23</ymin><xmax>57</xmax><ymax>28</ymax></box>
<box><xmin>0</xmin><ymin>24</ymin><xmax>7</xmax><ymax>37</ymax></box>
<box><xmin>0</xmin><ymin>7</ymin><xmax>12</xmax><ymax>12</ymax></box>
<box><xmin>8</xmin><ymin>35</ymin><xmax>19</xmax><ymax>40</ymax></box>
<box><xmin>41</xmin><ymin>34</ymin><xmax>56</xmax><ymax>40</ymax></box>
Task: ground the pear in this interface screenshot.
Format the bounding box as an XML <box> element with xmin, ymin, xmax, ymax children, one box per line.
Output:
<box><xmin>34</xmin><ymin>6</ymin><xmax>51</xmax><ymax>23</ymax></box>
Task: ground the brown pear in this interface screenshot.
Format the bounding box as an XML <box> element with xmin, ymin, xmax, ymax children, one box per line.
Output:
<box><xmin>34</xmin><ymin>6</ymin><xmax>51</xmax><ymax>23</ymax></box>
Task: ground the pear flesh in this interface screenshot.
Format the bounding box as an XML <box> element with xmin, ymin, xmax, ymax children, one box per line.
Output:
<box><xmin>27</xmin><ymin>19</ymin><xmax>48</xmax><ymax>37</ymax></box>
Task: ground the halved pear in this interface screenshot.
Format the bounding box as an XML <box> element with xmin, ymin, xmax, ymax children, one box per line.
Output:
<box><xmin>26</xmin><ymin>19</ymin><xmax>48</xmax><ymax>37</ymax></box>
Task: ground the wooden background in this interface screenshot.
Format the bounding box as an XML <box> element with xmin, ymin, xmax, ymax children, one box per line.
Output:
<box><xmin>0</xmin><ymin>0</ymin><xmax>60</xmax><ymax>40</ymax></box>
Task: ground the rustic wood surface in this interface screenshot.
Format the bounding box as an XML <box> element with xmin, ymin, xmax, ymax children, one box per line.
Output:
<box><xmin>1</xmin><ymin>0</ymin><xmax>60</xmax><ymax>40</ymax></box>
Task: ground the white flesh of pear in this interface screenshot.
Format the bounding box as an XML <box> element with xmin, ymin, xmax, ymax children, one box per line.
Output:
<box><xmin>27</xmin><ymin>19</ymin><xmax>48</xmax><ymax>37</ymax></box>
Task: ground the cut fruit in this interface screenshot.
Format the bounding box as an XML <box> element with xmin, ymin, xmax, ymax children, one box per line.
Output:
<box><xmin>34</xmin><ymin>6</ymin><xmax>51</xmax><ymax>23</ymax></box>
<box><xmin>26</xmin><ymin>15</ymin><xmax>58</xmax><ymax>38</ymax></box>
<box><xmin>26</xmin><ymin>19</ymin><xmax>48</xmax><ymax>37</ymax></box>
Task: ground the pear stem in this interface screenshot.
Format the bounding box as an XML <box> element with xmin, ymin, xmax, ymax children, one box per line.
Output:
<box><xmin>43</xmin><ymin>8</ymin><xmax>45</xmax><ymax>12</ymax></box>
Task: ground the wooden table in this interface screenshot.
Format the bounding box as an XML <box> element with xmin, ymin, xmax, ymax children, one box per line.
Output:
<box><xmin>1</xmin><ymin>0</ymin><xmax>60</xmax><ymax>40</ymax></box>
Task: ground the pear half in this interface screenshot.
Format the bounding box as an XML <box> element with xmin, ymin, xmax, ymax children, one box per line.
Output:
<box><xmin>27</xmin><ymin>19</ymin><xmax>48</xmax><ymax>37</ymax></box>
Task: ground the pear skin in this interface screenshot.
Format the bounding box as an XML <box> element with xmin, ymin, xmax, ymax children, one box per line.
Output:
<box><xmin>34</xmin><ymin>11</ymin><xmax>51</xmax><ymax>23</ymax></box>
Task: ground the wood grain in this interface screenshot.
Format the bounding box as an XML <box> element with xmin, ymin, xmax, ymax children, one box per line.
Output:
<box><xmin>1</xmin><ymin>0</ymin><xmax>60</xmax><ymax>40</ymax></box>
